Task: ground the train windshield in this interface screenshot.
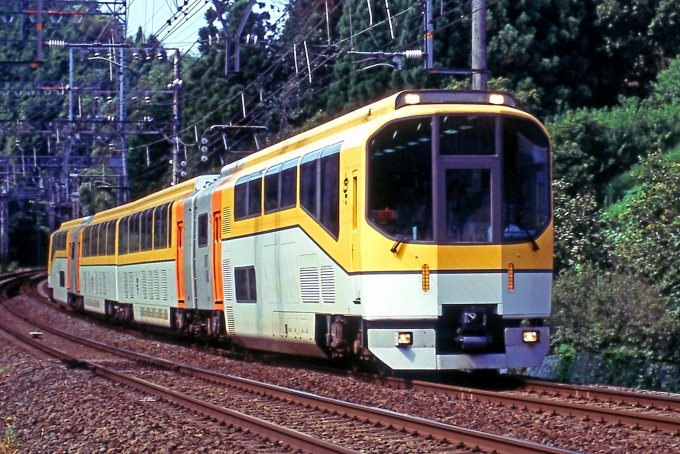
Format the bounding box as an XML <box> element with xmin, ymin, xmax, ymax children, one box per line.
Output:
<box><xmin>367</xmin><ymin>114</ymin><xmax>550</xmax><ymax>245</ymax></box>
<box><xmin>367</xmin><ymin>118</ymin><xmax>433</xmax><ymax>241</ymax></box>
<box><xmin>502</xmin><ymin>117</ymin><xmax>550</xmax><ymax>241</ymax></box>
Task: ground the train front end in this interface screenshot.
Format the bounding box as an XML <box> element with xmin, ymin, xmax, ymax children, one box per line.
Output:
<box><xmin>358</xmin><ymin>91</ymin><xmax>552</xmax><ymax>371</ymax></box>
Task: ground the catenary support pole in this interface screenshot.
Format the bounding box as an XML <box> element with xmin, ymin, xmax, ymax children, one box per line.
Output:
<box><xmin>471</xmin><ymin>0</ymin><xmax>487</xmax><ymax>90</ymax></box>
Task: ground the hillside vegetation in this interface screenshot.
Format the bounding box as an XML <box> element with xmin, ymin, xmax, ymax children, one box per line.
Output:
<box><xmin>549</xmin><ymin>59</ymin><xmax>680</xmax><ymax>378</ymax></box>
<box><xmin>1</xmin><ymin>1</ymin><xmax>680</xmax><ymax>377</ymax></box>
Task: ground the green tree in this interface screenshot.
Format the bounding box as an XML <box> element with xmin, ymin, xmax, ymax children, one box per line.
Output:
<box><xmin>606</xmin><ymin>151</ymin><xmax>680</xmax><ymax>302</ymax></box>
<box><xmin>487</xmin><ymin>0</ymin><xmax>603</xmax><ymax>115</ymax></box>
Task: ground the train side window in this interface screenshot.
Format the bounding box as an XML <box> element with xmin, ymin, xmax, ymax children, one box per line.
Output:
<box><xmin>86</xmin><ymin>227</ymin><xmax>92</xmax><ymax>257</ymax></box>
<box><xmin>167</xmin><ymin>202</ymin><xmax>174</xmax><ymax>247</ymax></box>
<box><xmin>129</xmin><ymin>213</ymin><xmax>141</xmax><ymax>253</ymax></box>
<box><xmin>140</xmin><ymin>209</ymin><xmax>151</xmax><ymax>251</ymax></box>
<box><xmin>94</xmin><ymin>224</ymin><xmax>101</xmax><ymax>256</ymax></box>
<box><xmin>319</xmin><ymin>144</ymin><xmax>340</xmax><ymax>238</ymax></box>
<box><xmin>281</xmin><ymin>158</ymin><xmax>298</xmax><ymax>209</ymax></box>
<box><xmin>248</xmin><ymin>172</ymin><xmax>263</xmax><ymax>216</ymax></box>
<box><xmin>197</xmin><ymin>213</ymin><xmax>208</xmax><ymax>247</ymax></box>
<box><xmin>154</xmin><ymin>203</ymin><xmax>168</xmax><ymax>249</ymax></box>
<box><xmin>81</xmin><ymin>227</ymin><xmax>87</xmax><ymax>257</ymax></box>
<box><xmin>59</xmin><ymin>271</ymin><xmax>65</xmax><ymax>288</ymax></box>
<box><xmin>234</xmin><ymin>266</ymin><xmax>257</xmax><ymax>303</ymax></box>
<box><xmin>118</xmin><ymin>216</ymin><xmax>129</xmax><ymax>255</ymax></box>
<box><xmin>107</xmin><ymin>221</ymin><xmax>116</xmax><ymax>255</ymax></box>
<box><xmin>300</xmin><ymin>150</ymin><xmax>320</xmax><ymax>217</ymax></box>
<box><xmin>264</xmin><ymin>164</ymin><xmax>282</xmax><ymax>214</ymax></box>
<box><xmin>234</xmin><ymin>176</ymin><xmax>249</xmax><ymax>220</ymax></box>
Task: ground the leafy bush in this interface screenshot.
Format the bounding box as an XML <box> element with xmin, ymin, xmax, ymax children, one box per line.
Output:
<box><xmin>553</xmin><ymin>179</ymin><xmax>611</xmax><ymax>273</ymax></box>
<box><xmin>551</xmin><ymin>265</ymin><xmax>680</xmax><ymax>363</ymax></box>
<box><xmin>605</xmin><ymin>151</ymin><xmax>680</xmax><ymax>302</ymax></box>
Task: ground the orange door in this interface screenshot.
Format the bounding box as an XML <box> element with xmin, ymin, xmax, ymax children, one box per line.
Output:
<box><xmin>212</xmin><ymin>211</ymin><xmax>223</xmax><ymax>306</ymax></box>
<box><xmin>175</xmin><ymin>221</ymin><xmax>185</xmax><ymax>307</ymax></box>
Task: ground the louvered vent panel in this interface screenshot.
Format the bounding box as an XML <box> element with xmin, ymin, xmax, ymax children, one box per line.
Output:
<box><xmin>300</xmin><ymin>267</ymin><xmax>320</xmax><ymax>303</ymax></box>
<box><xmin>320</xmin><ymin>266</ymin><xmax>335</xmax><ymax>303</ymax></box>
<box><xmin>141</xmin><ymin>271</ymin><xmax>148</xmax><ymax>299</ymax></box>
<box><xmin>160</xmin><ymin>270</ymin><xmax>168</xmax><ymax>300</ymax></box>
<box><xmin>222</xmin><ymin>259</ymin><xmax>234</xmax><ymax>301</ymax></box>
<box><xmin>101</xmin><ymin>272</ymin><xmax>107</xmax><ymax>295</ymax></box>
<box><xmin>128</xmin><ymin>272</ymin><xmax>135</xmax><ymax>299</ymax></box>
<box><xmin>222</xmin><ymin>207</ymin><xmax>232</xmax><ymax>236</ymax></box>
<box><xmin>122</xmin><ymin>272</ymin><xmax>128</xmax><ymax>299</ymax></box>
<box><xmin>226</xmin><ymin>306</ymin><xmax>236</xmax><ymax>335</ymax></box>
<box><xmin>154</xmin><ymin>270</ymin><xmax>161</xmax><ymax>300</ymax></box>
<box><xmin>148</xmin><ymin>270</ymin><xmax>155</xmax><ymax>300</ymax></box>
<box><xmin>147</xmin><ymin>270</ymin><xmax>154</xmax><ymax>300</ymax></box>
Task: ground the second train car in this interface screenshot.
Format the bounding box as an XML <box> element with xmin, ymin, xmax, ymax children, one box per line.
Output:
<box><xmin>48</xmin><ymin>90</ymin><xmax>553</xmax><ymax>372</ymax></box>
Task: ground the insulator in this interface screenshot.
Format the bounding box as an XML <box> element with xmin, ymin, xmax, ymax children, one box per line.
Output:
<box><xmin>201</xmin><ymin>155</ymin><xmax>208</xmax><ymax>162</ymax></box>
<box><xmin>200</xmin><ymin>146</ymin><xmax>208</xmax><ymax>152</ymax></box>
<box><xmin>180</xmin><ymin>161</ymin><xmax>187</xmax><ymax>167</ymax></box>
<box><xmin>180</xmin><ymin>171</ymin><xmax>187</xmax><ymax>177</ymax></box>
<box><xmin>403</xmin><ymin>50</ymin><xmax>423</xmax><ymax>59</ymax></box>
<box><xmin>46</xmin><ymin>40</ymin><xmax>66</xmax><ymax>48</ymax></box>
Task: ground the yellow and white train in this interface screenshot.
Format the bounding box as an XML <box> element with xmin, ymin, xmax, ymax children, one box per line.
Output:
<box><xmin>48</xmin><ymin>90</ymin><xmax>553</xmax><ymax>372</ymax></box>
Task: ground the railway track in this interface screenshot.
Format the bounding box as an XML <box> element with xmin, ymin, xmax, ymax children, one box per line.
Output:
<box><xmin>1</xmin><ymin>272</ymin><xmax>578</xmax><ymax>454</ymax></box>
<box><xmin>353</xmin><ymin>373</ymin><xmax>680</xmax><ymax>436</ymax></box>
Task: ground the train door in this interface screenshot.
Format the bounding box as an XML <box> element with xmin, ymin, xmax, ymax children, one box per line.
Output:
<box><xmin>67</xmin><ymin>236</ymin><xmax>75</xmax><ymax>292</ymax></box>
<box><xmin>190</xmin><ymin>186</ymin><xmax>216</xmax><ymax>310</ymax></box>
<box><xmin>182</xmin><ymin>192</ymin><xmax>198</xmax><ymax>310</ymax></box>
<box><xmin>350</xmin><ymin>169</ymin><xmax>359</xmax><ymax>271</ymax></box>
<box><xmin>68</xmin><ymin>225</ymin><xmax>84</xmax><ymax>294</ymax></box>
<box><xmin>175</xmin><ymin>221</ymin><xmax>185</xmax><ymax>306</ymax></box>
<box><xmin>67</xmin><ymin>220</ymin><xmax>90</xmax><ymax>308</ymax></box>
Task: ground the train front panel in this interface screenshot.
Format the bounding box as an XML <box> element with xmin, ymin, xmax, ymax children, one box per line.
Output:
<box><xmin>355</xmin><ymin>92</ymin><xmax>553</xmax><ymax>370</ymax></box>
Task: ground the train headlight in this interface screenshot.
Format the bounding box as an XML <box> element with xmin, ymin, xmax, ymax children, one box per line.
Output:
<box><xmin>397</xmin><ymin>332</ymin><xmax>413</xmax><ymax>347</ymax></box>
<box><xmin>403</xmin><ymin>93</ymin><xmax>421</xmax><ymax>105</ymax></box>
<box><xmin>489</xmin><ymin>93</ymin><xmax>505</xmax><ymax>105</ymax></box>
<box><xmin>522</xmin><ymin>330</ymin><xmax>540</xmax><ymax>343</ymax></box>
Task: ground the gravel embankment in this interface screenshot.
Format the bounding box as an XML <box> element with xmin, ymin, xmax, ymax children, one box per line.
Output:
<box><xmin>3</xmin><ymin>294</ymin><xmax>680</xmax><ymax>453</ymax></box>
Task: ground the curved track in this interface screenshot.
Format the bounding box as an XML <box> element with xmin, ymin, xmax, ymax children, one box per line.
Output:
<box><xmin>2</xmin><ymin>272</ymin><xmax>579</xmax><ymax>454</ymax></box>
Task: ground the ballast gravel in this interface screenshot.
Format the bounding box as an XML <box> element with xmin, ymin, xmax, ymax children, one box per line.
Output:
<box><xmin>3</xmin><ymin>294</ymin><xmax>680</xmax><ymax>453</ymax></box>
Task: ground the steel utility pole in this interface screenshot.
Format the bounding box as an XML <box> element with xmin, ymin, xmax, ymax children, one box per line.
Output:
<box><xmin>172</xmin><ymin>49</ymin><xmax>182</xmax><ymax>185</ymax></box>
<box><xmin>471</xmin><ymin>0</ymin><xmax>487</xmax><ymax>90</ymax></box>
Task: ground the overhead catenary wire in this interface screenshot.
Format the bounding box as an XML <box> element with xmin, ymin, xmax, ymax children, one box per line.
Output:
<box><xmin>117</xmin><ymin>0</ymin><xmax>483</xmax><ymax>174</ymax></box>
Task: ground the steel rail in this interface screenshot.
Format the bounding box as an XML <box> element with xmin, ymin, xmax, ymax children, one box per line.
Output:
<box><xmin>13</xmin><ymin>276</ymin><xmax>576</xmax><ymax>454</ymax></box>
<box><xmin>352</xmin><ymin>374</ymin><xmax>680</xmax><ymax>435</ymax></box>
<box><xmin>520</xmin><ymin>379</ymin><xmax>680</xmax><ymax>412</ymax></box>
<box><xmin>0</xmin><ymin>305</ymin><xmax>359</xmax><ymax>454</ymax></box>
<box><xmin>20</xmin><ymin>274</ymin><xmax>680</xmax><ymax>437</ymax></box>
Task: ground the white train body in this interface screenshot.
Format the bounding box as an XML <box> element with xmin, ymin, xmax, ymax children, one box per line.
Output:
<box><xmin>48</xmin><ymin>91</ymin><xmax>553</xmax><ymax>372</ymax></box>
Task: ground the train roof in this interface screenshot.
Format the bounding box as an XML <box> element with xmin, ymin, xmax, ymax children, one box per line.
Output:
<box><xmin>218</xmin><ymin>89</ymin><xmax>523</xmax><ymax>178</ymax></box>
<box><xmin>54</xmin><ymin>174</ymin><xmax>218</xmax><ymax>231</ymax></box>
<box><xmin>53</xmin><ymin>90</ymin><xmax>527</xmax><ymax>233</ymax></box>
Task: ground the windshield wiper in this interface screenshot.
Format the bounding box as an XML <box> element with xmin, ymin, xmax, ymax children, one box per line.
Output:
<box><xmin>521</xmin><ymin>225</ymin><xmax>540</xmax><ymax>251</ymax></box>
<box><xmin>391</xmin><ymin>204</ymin><xmax>427</xmax><ymax>253</ymax></box>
